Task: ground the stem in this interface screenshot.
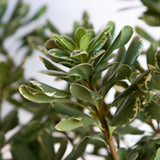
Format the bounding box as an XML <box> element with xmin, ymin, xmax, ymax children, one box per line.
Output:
<box><xmin>97</xmin><ymin>103</ymin><xmax>119</xmax><ymax>160</ymax></box>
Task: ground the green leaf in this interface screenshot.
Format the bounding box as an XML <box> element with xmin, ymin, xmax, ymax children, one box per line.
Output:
<box><xmin>75</xmin><ymin>27</ymin><xmax>87</xmax><ymax>46</ymax></box>
<box><xmin>68</xmin><ymin>63</ymin><xmax>93</xmax><ymax>80</ymax></box>
<box><xmin>54</xmin><ymin>139</ymin><xmax>67</xmax><ymax>160</ymax></box>
<box><xmin>145</xmin><ymin>100</ymin><xmax>160</xmax><ymax>121</ymax></box>
<box><xmin>0</xmin><ymin>132</ymin><xmax>5</xmax><ymax>149</ymax></box>
<box><xmin>88</xmin><ymin>49</ymin><xmax>105</xmax><ymax>62</ymax></box>
<box><xmin>52</xmin><ymin>102</ymin><xmax>88</xmax><ymax>118</ymax></box>
<box><xmin>106</xmin><ymin>21</ymin><xmax>115</xmax><ymax>38</ymax></box>
<box><xmin>107</xmin><ymin>26</ymin><xmax>133</xmax><ymax>56</ymax></box>
<box><xmin>29</xmin><ymin>5</ymin><xmax>47</xmax><ymax>21</ymax></box>
<box><xmin>115</xmin><ymin>64</ymin><xmax>132</xmax><ymax>81</ymax></box>
<box><xmin>114</xmin><ymin>124</ymin><xmax>145</xmax><ymax>135</ymax></box>
<box><xmin>128</xmin><ymin>152</ymin><xmax>138</xmax><ymax>160</ymax></box>
<box><xmin>39</xmin><ymin>56</ymin><xmax>64</xmax><ymax>72</ymax></box>
<box><xmin>39</xmin><ymin>70</ymin><xmax>67</xmax><ymax>78</ymax></box>
<box><xmin>30</xmin><ymin>81</ymin><xmax>70</xmax><ymax>98</ymax></box>
<box><xmin>55</xmin><ymin>116</ymin><xmax>94</xmax><ymax>131</ymax></box>
<box><xmin>47</xmin><ymin>48</ymin><xmax>74</xmax><ymax>62</ymax></box>
<box><xmin>70</xmin><ymin>50</ymin><xmax>88</xmax><ymax>61</ymax></box>
<box><xmin>113</xmin><ymin>69</ymin><xmax>151</xmax><ymax>102</ymax></box>
<box><xmin>38</xmin><ymin>129</ymin><xmax>55</xmax><ymax>159</ymax></box>
<box><xmin>45</xmin><ymin>39</ymin><xmax>57</xmax><ymax>50</ymax></box>
<box><xmin>0</xmin><ymin>61</ymin><xmax>8</xmax><ymax>88</ymax></box>
<box><xmin>118</xmin><ymin>148</ymin><xmax>127</xmax><ymax>160</ymax></box>
<box><xmin>110</xmin><ymin>95</ymin><xmax>140</xmax><ymax>126</ymax></box>
<box><xmin>135</xmin><ymin>26</ymin><xmax>157</xmax><ymax>44</ymax></box>
<box><xmin>120</xmin><ymin>36</ymin><xmax>143</xmax><ymax>66</ymax></box>
<box><xmin>1</xmin><ymin>110</ymin><xmax>18</xmax><ymax>133</ymax></box>
<box><xmin>19</xmin><ymin>85</ymin><xmax>55</xmax><ymax>103</ymax></box>
<box><xmin>11</xmin><ymin>141</ymin><xmax>37</xmax><ymax>160</ymax></box>
<box><xmin>70</xmin><ymin>83</ymin><xmax>101</xmax><ymax>105</ymax></box>
<box><xmin>88</xmin><ymin>27</ymin><xmax>112</xmax><ymax>53</ymax></box>
<box><xmin>65</xmin><ymin>137</ymin><xmax>88</xmax><ymax>160</ymax></box>
<box><xmin>46</xmin><ymin>19</ymin><xmax>59</xmax><ymax>34</ymax></box>
<box><xmin>154</xmin><ymin>148</ymin><xmax>160</xmax><ymax>160</ymax></box>
<box><xmin>51</xmin><ymin>33</ymin><xmax>75</xmax><ymax>51</ymax></box>
<box><xmin>80</xmin><ymin>33</ymin><xmax>90</xmax><ymax>51</ymax></box>
<box><xmin>156</xmin><ymin>50</ymin><xmax>160</xmax><ymax>69</ymax></box>
<box><xmin>146</xmin><ymin>44</ymin><xmax>157</xmax><ymax>66</ymax></box>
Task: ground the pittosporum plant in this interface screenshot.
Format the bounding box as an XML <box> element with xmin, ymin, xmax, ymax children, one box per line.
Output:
<box><xmin>19</xmin><ymin>10</ymin><xmax>160</xmax><ymax>159</ymax></box>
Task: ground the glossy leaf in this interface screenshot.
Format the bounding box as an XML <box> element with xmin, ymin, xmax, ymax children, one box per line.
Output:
<box><xmin>19</xmin><ymin>85</ymin><xmax>55</xmax><ymax>103</ymax></box>
<box><xmin>55</xmin><ymin>117</ymin><xmax>94</xmax><ymax>131</ymax></box>
<box><xmin>70</xmin><ymin>50</ymin><xmax>88</xmax><ymax>61</ymax></box>
<box><xmin>113</xmin><ymin>69</ymin><xmax>151</xmax><ymax>102</ymax></box>
<box><xmin>110</xmin><ymin>96</ymin><xmax>140</xmax><ymax>126</ymax></box>
<box><xmin>106</xmin><ymin>21</ymin><xmax>115</xmax><ymax>38</ymax></box>
<box><xmin>68</xmin><ymin>63</ymin><xmax>93</xmax><ymax>80</ymax></box>
<box><xmin>51</xmin><ymin>33</ymin><xmax>75</xmax><ymax>51</ymax></box>
<box><xmin>30</xmin><ymin>81</ymin><xmax>70</xmax><ymax>98</ymax></box>
<box><xmin>75</xmin><ymin>27</ymin><xmax>87</xmax><ymax>46</ymax></box>
<box><xmin>70</xmin><ymin>83</ymin><xmax>101</xmax><ymax>105</ymax></box>
<box><xmin>88</xmin><ymin>27</ymin><xmax>111</xmax><ymax>53</ymax></box>
<box><xmin>107</xmin><ymin>26</ymin><xmax>133</xmax><ymax>55</ymax></box>
<box><xmin>145</xmin><ymin>100</ymin><xmax>160</xmax><ymax>121</ymax></box>
<box><xmin>120</xmin><ymin>36</ymin><xmax>143</xmax><ymax>66</ymax></box>
<box><xmin>39</xmin><ymin>56</ymin><xmax>64</xmax><ymax>72</ymax></box>
<box><xmin>65</xmin><ymin>137</ymin><xmax>88</xmax><ymax>160</ymax></box>
<box><xmin>146</xmin><ymin>44</ymin><xmax>157</xmax><ymax>66</ymax></box>
<box><xmin>45</xmin><ymin>39</ymin><xmax>57</xmax><ymax>50</ymax></box>
<box><xmin>79</xmin><ymin>33</ymin><xmax>90</xmax><ymax>51</ymax></box>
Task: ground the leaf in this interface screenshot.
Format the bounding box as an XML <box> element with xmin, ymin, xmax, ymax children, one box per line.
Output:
<box><xmin>128</xmin><ymin>152</ymin><xmax>138</xmax><ymax>160</ymax></box>
<box><xmin>110</xmin><ymin>95</ymin><xmax>140</xmax><ymax>126</ymax></box>
<box><xmin>55</xmin><ymin>116</ymin><xmax>95</xmax><ymax>131</ymax></box>
<box><xmin>70</xmin><ymin>50</ymin><xmax>88</xmax><ymax>61</ymax></box>
<box><xmin>114</xmin><ymin>124</ymin><xmax>145</xmax><ymax>135</ymax></box>
<box><xmin>88</xmin><ymin>49</ymin><xmax>105</xmax><ymax>62</ymax></box>
<box><xmin>19</xmin><ymin>85</ymin><xmax>55</xmax><ymax>103</ymax></box>
<box><xmin>47</xmin><ymin>48</ymin><xmax>74</xmax><ymax>62</ymax></box>
<box><xmin>52</xmin><ymin>102</ymin><xmax>88</xmax><ymax>117</ymax></box>
<box><xmin>51</xmin><ymin>33</ymin><xmax>75</xmax><ymax>51</ymax></box>
<box><xmin>75</xmin><ymin>27</ymin><xmax>87</xmax><ymax>46</ymax></box>
<box><xmin>46</xmin><ymin>19</ymin><xmax>59</xmax><ymax>34</ymax></box>
<box><xmin>118</xmin><ymin>148</ymin><xmax>127</xmax><ymax>160</ymax></box>
<box><xmin>154</xmin><ymin>148</ymin><xmax>160</xmax><ymax>160</ymax></box>
<box><xmin>113</xmin><ymin>69</ymin><xmax>151</xmax><ymax>102</ymax></box>
<box><xmin>39</xmin><ymin>70</ymin><xmax>67</xmax><ymax>78</ymax></box>
<box><xmin>68</xmin><ymin>63</ymin><xmax>93</xmax><ymax>80</ymax></box>
<box><xmin>135</xmin><ymin>26</ymin><xmax>157</xmax><ymax>44</ymax></box>
<box><xmin>29</xmin><ymin>5</ymin><xmax>47</xmax><ymax>21</ymax></box>
<box><xmin>146</xmin><ymin>44</ymin><xmax>157</xmax><ymax>66</ymax></box>
<box><xmin>115</xmin><ymin>64</ymin><xmax>132</xmax><ymax>81</ymax></box>
<box><xmin>120</xmin><ymin>36</ymin><xmax>143</xmax><ymax>66</ymax></box>
<box><xmin>1</xmin><ymin>110</ymin><xmax>18</xmax><ymax>133</ymax></box>
<box><xmin>39</xmin><ymin>56</ymin><xmax>64</xmax><ymax>72</ymax></box>
<box><xmin>156</xmin><ymin>50</ymin><xmax>160</xmax><ymax>69</ymax></box>
<box><xmin>145</xmin><ymin>100</ymin><xmax>160</xmax><ymax>121</ymax></box>
<box><xmin>0</xmin><ymin>132</ymin><xmax>4</xmax><ymax>149</ymax></box>
<box><xmin>38</xmin><ymin>129</ymin><xmax>55</xmax><ymax>159</ymax></box>
<box><xmin>11</xmin><ymin>141</ymin><xmax>37</xmax><ymax>160</ymax></box>
<box><xmin>107</xmin><ymin>26</ymin><xmax>133</xmax><ymax>56</ymax></box>
<box><xmin>70</xmin><ymin>83</ymin><xmax>102</xmax><ymax>105</ymax></box>
<box><xmin>0</xmin><ymin>61</ymin><xmax>8</xmax><ymax>88</ymax></box>
<box><xmin>54</xmin><ymin>139</ymin><xmax>67</xmax><ymax>160</ymax></box>
<box><xmin>87</xmin><ymin>27</ymin><xmax>112</xmax><ymax>53</ymax></box>
<box><xmin>45</xmin><ymin>39</ymin><xmax>57</xmax><ymax>50</ymax></box>
<box><xmin>79</xmin><ymin>33</ymin><xmax>90</xmax><ymax>51</ymax></box>
<box><xmin>65</xmin><ymin>137</ymin><xmax>88</xmax><ymax>160</ymax></box>
<box><xmin>106</xmin><ymin>21</ymin><xmax>115</xmax><ymax>38</ymax></box>
<box><xmin>30</xmin><ymin>81</ymin><xmax>70</xmax><ymax>98</ymax></box>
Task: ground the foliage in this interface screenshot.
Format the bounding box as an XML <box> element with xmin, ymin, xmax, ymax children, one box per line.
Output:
<box><xmin>0</xmin><ymin>0</ymin><xmax>160</xmax><ymax>160</ymax></box>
